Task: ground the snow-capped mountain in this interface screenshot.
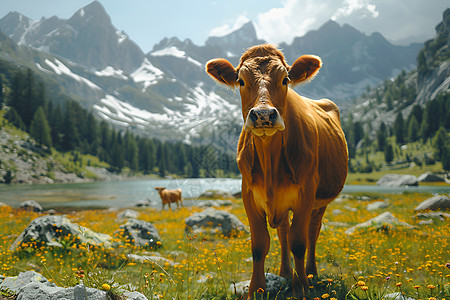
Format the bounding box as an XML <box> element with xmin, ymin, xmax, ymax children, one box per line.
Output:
<box><xmin>0</xmin><ymin>1</ymin><xmax>423</xmax><ymax>148</ymax></box>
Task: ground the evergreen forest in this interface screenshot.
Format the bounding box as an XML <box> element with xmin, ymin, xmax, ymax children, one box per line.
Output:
<box><xmin>0</xmin><ymin>68</ymin><xmax>240</xmax><ymax>178</ymax></box>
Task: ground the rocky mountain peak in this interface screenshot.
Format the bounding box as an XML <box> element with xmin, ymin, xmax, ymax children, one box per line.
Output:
<box><xmin>68</xmin><ymin>1</ymin><xmax>111</xmax><ymax>28</ymax></box>
<box><xmin>205</xmin><ymin>21</ymin><xmax>264</xmax><ymax>54</ymax></box>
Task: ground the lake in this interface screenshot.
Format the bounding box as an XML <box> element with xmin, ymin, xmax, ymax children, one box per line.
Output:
<box><xmin>0</xmin><ymin>178</ymin><xmax>449</xmax><ymax>209</ymax></box>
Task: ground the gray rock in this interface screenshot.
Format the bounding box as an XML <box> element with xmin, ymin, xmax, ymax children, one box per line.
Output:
<box><xmin>414</xmin><ymin>195</ymin><xmax>450</xmax><ymax>211</ymax></box>
<box><xmin>230</xmin><ymin>273</ymin><xmax>289</xmax><ymax>299</ymax></box>
<box><xmin>196</xmin><ymin>200</ymin><xmax>233</xmax><ymax>208</ymax></box>
<box><xmin>413</xmin><ymin>211</ymin><xmax>450</xmax><ymax>221</ymax></box>
<box><xmin>418</xmin><ymin>172</ymin><xmax>446</xmax><ymax>182</ymax></box>
<box><xmin>367</xmin><ymin>201</ymin><xmax>391</xmax><ymax>211</ymax></box>
<box><xmin>0</xmin><ymin>202</ymin><xmax>9</xmax><ymax>207</ymax></box>
<box><xmin>418</xmin><ymin>219</ymin><xmax>434</xmax><ymax>225</ymax></box>
<box><xmin>385</xmin><ymin>292</ymin><xmax>415</xmax><ymax>300</ymax></box>
<box><xmin>118</xmin><ymin>209</ymin><xmax>140</xmax><ymax>219</ymax></box>
<box><xmin>133</xmin><ymin>199</ymin><xmax>152</xmax><ymax>207</ymax></box>
<box><xmin>127</xmin><ymin>253</ymin><xmax>179</xmax><ymax>267</ymax></box>
<box><xmin>9</xmin><ymin>215</ymin><xmax>113</xmax><ymax>251</ymax></box>
<box><xmin>18</xmin><ymin>200</ymin><xmax>43</xmax><ymax>212</ymax></box>
<box><xmin>198</xmin><ymin>190</ymin><xmax>234</xmax><ymax>199</ymax></box>
<box><xmin>377</xmin><ymin>174</ymin><xmax>418</xmax><ymax>187</ymax></box>
<box><xmin>345</xmin><ymin>212</ymin><xmax>414</xmax><ymax>235</ymax></box>
<box><xmin>116</xmin><ymin>218</ymin><xmax>161</xmax><ymax>248</ymax></box>
<box><xmin>185</xmin><ymin>208</ymin><xmax>248</xmax><ymax>237</ymax></box>
<box><xmin>122</xmin><ymin>291</ymin><xmax>148</xmax><ymax>300</ymax></box>
<box><xmin>0</xmin><ymin>271</ymin><xmax>148</xmax><ymax>299</ymax></box>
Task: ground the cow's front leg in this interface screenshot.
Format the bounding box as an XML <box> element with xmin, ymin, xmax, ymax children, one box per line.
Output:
<box><xmin>289</xmin><ymin>200</ymin><xmax>314</xmax><ymax>297</ymax></box>
<box><xmin>277</xmin><ymin>214</ymin><xmax>292</xmax><ymax>279</ymax></box>
<box><xmin>243</xmin><ymin>197</ymin><xmax>270</xmax><ymax>299</ymax></box>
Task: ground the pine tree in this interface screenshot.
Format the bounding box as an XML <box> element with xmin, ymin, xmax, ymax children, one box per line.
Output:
<box><xmin>0</xmin><ymin>75</ymin><xmax>4</xmax><ymax>108</ymax></box>
<box><xmin>394</xmin><ymin>112</ymin><xmax>405</xmax><ymax>144</ymax></box>
<box><xmin>407</xmin><ymin>115</ymin><xmax>420</xmax><ymax>142</ymax></box>
<box><xmin>384</xmin><ymin>143</ymin><xmax>394</xmax><ymax>164</ymax></box>
<box><xmin>377</xmin><ymin>122</ymin><xmax>387</xmax><ymax>151</ymax></box>
<box><xmin>30</xmin><ymin>106</ymin><xmax>52</xmax><ymax>148</ymax></box>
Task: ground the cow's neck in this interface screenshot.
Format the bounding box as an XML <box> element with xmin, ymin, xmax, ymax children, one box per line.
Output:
<box><xmin>253</xmin><ymin>133</ymin><xmax>283</xmax><ymax>187</ymax></box>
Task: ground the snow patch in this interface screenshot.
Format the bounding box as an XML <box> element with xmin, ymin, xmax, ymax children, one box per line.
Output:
<box><xmin>95</xmin><ymin>66</ymin><xmax>128</xmax><ymax>80</ymax></box>
<box><xmin>131</xmin><ymin>58</ymin><xmax>164</xmax><ymax>90</ymax></box>
<box><xmin>150</xmin><ymin>46</ymin><xmax>202</xmax><ymax>67</ymax></box>
<box><xmin>45</xmin><ymin>58</ymin><xmax>101</xmax><ymax>90</ymax></box>
<box><xmin>116</xmin><ymin>30</ymin><xmax>127</xmax><ymax>44</ymax></box>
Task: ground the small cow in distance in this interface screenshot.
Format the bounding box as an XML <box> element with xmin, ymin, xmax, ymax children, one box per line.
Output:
<box><xmin>154</xmin><ymin>187</ymin><xmax>183</xmax><ymax>210</ymax></box>
<box><xmin>206</xmin><ymin>44</ymin><xmax>348</xmax><ymax>298</ymax></box>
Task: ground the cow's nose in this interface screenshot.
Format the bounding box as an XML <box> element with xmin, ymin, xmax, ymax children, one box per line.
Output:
<box><xmin>248</xmin><ymin>107</ymin><xmax>280</xmax><ymax>127</ymax></box>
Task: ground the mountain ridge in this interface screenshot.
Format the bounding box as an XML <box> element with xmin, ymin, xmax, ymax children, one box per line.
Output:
<box><xmin>0</xmin><ymin>1</ymin><xmax>426</xmax><ymax>147</ymax></box>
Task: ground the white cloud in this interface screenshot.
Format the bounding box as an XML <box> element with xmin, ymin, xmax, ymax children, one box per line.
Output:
<box><xmin>332</xmin><ymin>0</ymin><xmax>379</xmax><ymax>20</ymax></box>
<box><xmin>209</xmin><ymin>15</ymin><xmax>250</xmax><ymax>37</ymax></box>
<box><xmin>254</xmin><ymin>0</ymin><xmax>379</xmax><ymax>44</ymax></box>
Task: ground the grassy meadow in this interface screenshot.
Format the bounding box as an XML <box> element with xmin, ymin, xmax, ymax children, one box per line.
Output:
<box><xmin>0</xmin><ymin>190</ymin><xmax>449</xmax><ymax>300</ymax></box>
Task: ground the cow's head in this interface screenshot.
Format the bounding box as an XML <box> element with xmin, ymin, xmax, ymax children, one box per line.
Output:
<box><xmin>206</xmin><ymin>44</ymin><xmax>322</xmax><ymax>137</ymax></box>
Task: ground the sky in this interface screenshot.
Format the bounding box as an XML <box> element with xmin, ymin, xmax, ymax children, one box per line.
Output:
<box><xmin>0</xmin><ymin>0</ymin><xmax>448</xmax><ymax>53</ymax></box>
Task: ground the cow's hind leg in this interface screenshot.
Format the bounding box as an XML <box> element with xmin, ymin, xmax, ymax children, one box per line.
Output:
<box><xmin>277</xmin><ymin>214</ymin><xmax>292</xmax><ymax>279</ymax></box>
<box><xmin>306</xmin><ymin>206</ymin><xmax>327</xmax><ymax>276</ymax></box>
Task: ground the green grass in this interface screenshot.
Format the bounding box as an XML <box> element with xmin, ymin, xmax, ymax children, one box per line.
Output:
<box><xmin>1</xmin><ymin>191</ymin><xmax>449</xmax><ymax>299</ymax></box>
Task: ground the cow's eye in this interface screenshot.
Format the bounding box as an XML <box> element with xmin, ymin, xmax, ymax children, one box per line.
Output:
<box><xmin>238</xmin><ymin>79</ymin><xmax>245</xmax><ymax>86</ymax></box>
<box><xmin>282</xmin><ymin>77</ymin><xmax>290</xmax><ymax>86</ymax></box>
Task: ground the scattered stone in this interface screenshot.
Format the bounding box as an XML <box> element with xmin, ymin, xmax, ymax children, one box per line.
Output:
<box><xmin>385</xmin><ymin>292</ymin><xmax>415</xmax><ymax>300</ymax></box>
<box><xmin>0</xmin><ymin>271</ymin><xmax>147</xmax><ymax>299</ymax></box>
<box><xmin>414</xmin><ymin>195</ymin><xmax>450</xmax><ymax>211</ymax></box>
<box><xmin>376</xmin><ymin>174</ymin><xmax>418</xmax><ymax>187</ymax></box>
<box><xmin>9</xmin><ymin>215</ymin><xmax>113</xmax><ymax>251</ymax></box>
<box><xmin>367</xmin><ymin>201</ymin><xmax>391</xmax><ymax>211</ymax></box>
<box><xmin>0</xmin><ymin>202</ymin><xmax>9</xmax><ymax>207</ymax></box>
<box><xmin>413</xmin><ymin>211</ymin><xmax>450</xmax><ymax>221</ymax></box>
<box><xmin>196</xmin><ymin>199</ymin><xmax>233</xmax><ymax>208</ymax></box>
<box><xmin>355</xmin><ymin>195</ymin><xmax>372</xmax><ymax>201</ymax></box>
<box><xmin>332</xmin><ymin>209</ymin><xmax>342</xmax><ymax>215</ymax></box>
<box><xmin>327</xmin><ymin>221</ymin><xmax>350</xmax><ymax>228</ymax></box>
<box><xmin>345</xmin><ymin>212</ymin><xmax>414</xmax><ymax>235</ymax></box>
<box><xmin>133</xmin><ymin>199</ymin><xmax>152</xmax><ymax>207</ymax></box>
<box><xmin>116</xmin><ymin>218</ymin><xmax>161</xmax><ymax>248</ymax></box>
<box><xmin>198</xmin><ymin>190</ymin><xmax>234</xmax><ymax>199</ymax></box>
<box><xmin>417</xmin><ymin>172</ymin><xmax>446</xmax><ymax>182</ymax></box>
<box><xmin>418</xmin><ymin>219</ymin><xmax>434</xmax><ymax>225</ymax></box>
<box><xmin>127</xmin><ymin>253</ymin><xmax>179</xmax><ymax>267</ymax></box>
<box><xmin>118</xmin><ymin>209</ymin><xmax>140</xmax><ymax>219</ymax></box>
<box><xmin>185</xmin><ymin>208</ymin><xmax>248</xmax><ymax>237</ymax></box>
<box><xmin>230</xmin><ymin>273</ymin><xmax>289</xmax><ymax>299</ymax></box>
<box><xmin>344</xmin><ymin>205</ymin><xmax>358</xmax><ymax>212</ymax></box>
<box><xmin>18</xmin><ymin>200</ymin><xmax>43</xmax><ymax>212</ymax></box>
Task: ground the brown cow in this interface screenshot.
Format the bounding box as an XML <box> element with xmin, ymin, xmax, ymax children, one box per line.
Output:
<box><xmin>206</xmin><ymin>44</ymin><xmax>348</xmax><ymax>298</ymax></box>
<box><xmin>154</xmin><ymin>187</ymin><xmax>183</xmax><ymax>210</ymax></box>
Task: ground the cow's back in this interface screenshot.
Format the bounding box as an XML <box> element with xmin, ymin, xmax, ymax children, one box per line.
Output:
<box><xmin>304</xmin><ymin>97</ymin><xmax>348</xmax><ymax>203</ymax></box>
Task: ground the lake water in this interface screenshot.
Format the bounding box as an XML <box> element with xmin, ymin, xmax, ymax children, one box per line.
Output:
<box><xmin>0</xmin><ymin>178</ymin><xmax>449</xmax><ymax>209</ymax></box>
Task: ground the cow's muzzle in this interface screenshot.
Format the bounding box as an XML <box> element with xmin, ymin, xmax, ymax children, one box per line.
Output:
<box><xmin>244</xmin><ymin>106</ymin><xmax>285</xmax><ymax>136</ymax></box>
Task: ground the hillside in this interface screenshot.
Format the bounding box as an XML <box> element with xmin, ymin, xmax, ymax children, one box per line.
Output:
<box><xmin>341</xmin><ymin>9</ymin><xmax>450</xmax><ymax>175</ymax></box>
<box><xmin>0</xmin><ymin>1</ymin><xmax>422</xmax><ymax>147</ymax></box>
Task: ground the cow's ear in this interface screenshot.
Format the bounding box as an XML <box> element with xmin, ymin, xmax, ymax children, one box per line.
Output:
<box><xmin>206</xmin><ymin>58</ymin><xmax>238</xmax><ymax>86</ymax></box>
<box><xmin>288</xmin><ymin>55</ymin><xmax>322</xmax><ymax>86</ymax></box>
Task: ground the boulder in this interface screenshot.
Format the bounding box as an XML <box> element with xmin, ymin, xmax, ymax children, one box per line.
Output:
<box><xmin>417</xmin><ymin>172</ymin><xmax>446</xmax><ymax>182</ymax></box>
<box><xmin>18</xmin><ymin>200</ymin><xmax>43</xmax><ymax>212</ymax></box>
<box><xmin>230</xmin><ymin>273</ymin><xmax>289</xmax><ymax>299</ymax></box>
<box><xmin>116</xmin><ymin>218</ymin><xmax>161</xmax><ymax>248</ymax></box>
<box><xmin>414</xmin><ymin>195</ymin><xmax>450</xmax><ymax>211</ymax></box>
<box><xmin>0</xmin><ymin>202</ymin><xmax>9</xmax><ymax>207</ymax></box>
<box><xmin>185</xmin><ymin>208</ymin><xmax>248</xmax><ymax>237</ymax></box>
<box><xmin>127</xmin><ymin>253</ymin><xmax>179</xmax><ymax>267</ymax></box>
<box><xmin>118</xmin><ymin>209</ymin><xmax>140</xmax><ymax>219</ymax></box>
<box><xmin>133</xmin><ymin>199</ymin><xmax>152</xmax><ymax>207</ymax></box>
<box><xmin>413</xmin><ymin>211</ymin><xmax>450</xmax><ymax>221</ymax></box>
<box><xmin>196</xmin><ymin>200</ymin><xmax>233</xmax><ymax>208</ymax></box>
<box><xmin>9</xmin><ymin>215</ymin><xmax>113</xmax><ymax>251</ymax></box>
<box><xmin>345</xmin><ymin>212</ymin><xmax>414</xmax><ymax>235</ymax></box>
<box><xmin>367</xmin><ymin>201</ymin><xmax>391</xmax><ymax>211</ymax></box>
<box><xmin>0</xmin><ymin>271</ymin><xmax>147</xmax><ymax>299</ymax></box>
<box><xmin>198</xmin><ymin>190</ymin><xmax>234</xmax><ymax>199</ymax></box>
<box><xmin>376</xmin><ymin>174</ymin><xmax>418</xmax><ymax>187</ymax></box>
